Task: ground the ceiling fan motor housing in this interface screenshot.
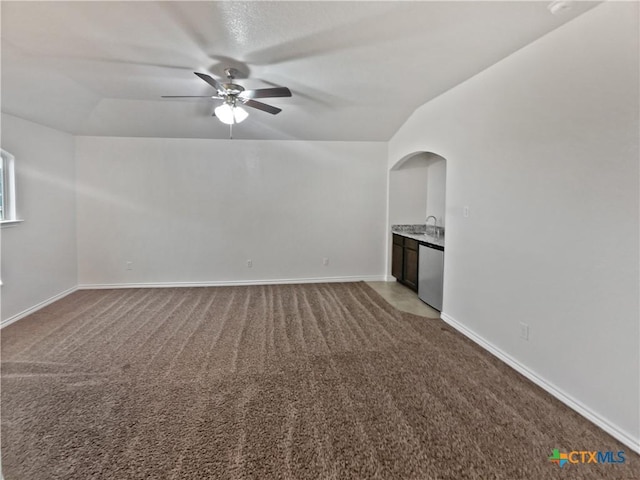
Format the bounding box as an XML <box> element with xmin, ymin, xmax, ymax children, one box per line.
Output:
<box><xmin>221</xmin><ymin>83</ymin><xmax>245</xmax><ymax>96</ymax></box>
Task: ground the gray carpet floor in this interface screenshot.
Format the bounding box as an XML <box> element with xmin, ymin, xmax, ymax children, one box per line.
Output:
<box><xmin>1</xmin><ymin>282</ymin><xmax>637</xmax><ymax>479</ymax></box>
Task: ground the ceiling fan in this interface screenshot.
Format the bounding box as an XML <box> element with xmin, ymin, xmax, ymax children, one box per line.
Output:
<box><xmin>162</xmin><ymin>68</ymin><xmax>292</xmax><ymax>127</ymax></box>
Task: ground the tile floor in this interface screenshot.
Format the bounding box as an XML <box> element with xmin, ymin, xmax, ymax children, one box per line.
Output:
<box><xmin>366</xmin><ymin>281</ymin><xmax>440</xmax><ymax>318</ymax></box>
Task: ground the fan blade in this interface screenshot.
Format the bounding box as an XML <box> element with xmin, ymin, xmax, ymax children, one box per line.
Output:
<box><xmin>241</xmin><ymin>99</ymin><xmax>282</xmax><ymax>115</ymax></box>
<box><xmin>161</xmin><ymin>95</ymin><xmax>220</xmax><ymax>98</ymax></box>
<box><xmin>239</xmin><ymin>87</ymin><xmax>292</xmax><ymax>99</ymax></box>
<box><xmin>194</xmin><ymin>72</ymin><xmax>223</xmax><ymax>92</ymax></box>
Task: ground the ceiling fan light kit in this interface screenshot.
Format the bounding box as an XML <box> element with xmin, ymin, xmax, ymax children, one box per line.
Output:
<box><xmin>162</xmin><ymin>67</ymin><xmax>291</xmax><ymax>135</ymax></box>
<box><xmin>214</xmin><ymin>102</ymin><xmax>248</xmax><ymax>125</ymax></box>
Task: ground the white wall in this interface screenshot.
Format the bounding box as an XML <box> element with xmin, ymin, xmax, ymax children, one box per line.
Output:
<box><xmin>0</xmin><ymin>114</ymin><xmax>77</xmax><ymax>323</ymax></box>
<box><xmin>389</xmin><ymin>3</ymin><xmax>639</xmax><ymax>448</ymax></box>
<box><xmin>426</xmin><ymin>158</ymin><xmax>446</xmax><ymax>227</ymax></box>
<box><xmin>388</xmin><ymin>155</ymin><xmax>430</xmax><ymax>225</ymax></box>
<box><xmin>76</xmin><ymin>137</ymin><xmax>387</xmax><ymax>286</ymax></box>
<box><xmin>388</xmin><ymin>152</ymin><xmax>447</xmax><ymax>227</ymax></box>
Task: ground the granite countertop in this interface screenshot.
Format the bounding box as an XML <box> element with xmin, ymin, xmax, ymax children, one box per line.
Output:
<box><xmin>391</xmin><ymin>224</ymin><xmax>445</xmax><ymax>249</ymax></box>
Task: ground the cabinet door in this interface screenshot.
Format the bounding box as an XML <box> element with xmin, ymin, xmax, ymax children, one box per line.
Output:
<box><xmin>403</xmin><ymin>247</ymin><xmax>419</xmax><ymax>291</ymax></box>
<box><xmin>392</xmin><ymin>243</ymin><xmax>404</xmax><ymax>280</ymax></box>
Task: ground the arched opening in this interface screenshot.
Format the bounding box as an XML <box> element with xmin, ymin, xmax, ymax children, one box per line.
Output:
<box><xmin>389</xmin><ymin>151</ymin><xmax>447</xmax><ymax>228</ymax></box>
<box><xmin>385</xmin><ymin>151</ymin><xmax>447</xmax><ymax>313</ymax></box>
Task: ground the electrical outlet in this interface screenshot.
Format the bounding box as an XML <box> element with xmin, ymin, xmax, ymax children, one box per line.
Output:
<box><xmin>323</xmin><ymin>257</ymin><xmax>329</xmax><ymax>266</ymax></box>
<box><xmin>463</xmin><ymin>206</ymin><xmax>470</xmax><ymax>218</ymax></box>
<box><xmin>519</xmin><ymin>322</ymin><xmax>529</xmax><ymax>341</ymax></box>
<box><xmin>246</xmin><ymin>259</ymin><xmax>252</xmax><ymax>268</ymax></box>
<box><xmin>126</xmin><ymin>261</ymin><xmax>133</xmax><ymax>271</ymax></box>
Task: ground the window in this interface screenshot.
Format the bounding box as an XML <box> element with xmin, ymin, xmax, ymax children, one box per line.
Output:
<box><xmin>1</xmin><ymin>149</ymin><xmax>19</xmax><ymax>225</ymax></box>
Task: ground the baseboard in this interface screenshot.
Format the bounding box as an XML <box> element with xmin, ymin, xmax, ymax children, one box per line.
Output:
<box><xmin>440</xmin><ymin>312</ymin><xmax>640</xmax><ymax>455</ymax></box>
<box><xmin>78</xmin><ymin>275</ymin><xmax>388</xmax><ymax>290</ymax></box>
<box><xmin>1</xmin><ymin>286</ymin><xmax>78</xmax><ymax>329</ymax></box>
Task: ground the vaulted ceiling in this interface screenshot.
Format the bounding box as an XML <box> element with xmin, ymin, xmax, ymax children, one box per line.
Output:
<box><xmin>1</xmin><ymin>1</ymin><xmax>598</xmax><ymax>141</ymax></box>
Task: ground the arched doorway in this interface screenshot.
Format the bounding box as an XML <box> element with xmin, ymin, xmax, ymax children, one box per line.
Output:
<box><xmin>385</xmin><ymin>151</ymin><xmax>447</xmax><ymax>313</ymax></box>
<box><xmin>389</xmin><ymin>151</ymin><xmax>447</xmax><ymax>230</ymax></box>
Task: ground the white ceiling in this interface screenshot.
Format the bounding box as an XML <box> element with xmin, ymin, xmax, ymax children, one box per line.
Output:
<box><xmin>1</xmin><ymin>1</ymin><xmax>598</xmax><ymax>141</ymax></box>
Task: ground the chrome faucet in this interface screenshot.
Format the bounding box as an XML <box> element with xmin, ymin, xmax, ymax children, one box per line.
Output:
<box><xmin>426</xmin><ymin>216</ymin><xmax>438</xmax><ymax>237</ymax></box>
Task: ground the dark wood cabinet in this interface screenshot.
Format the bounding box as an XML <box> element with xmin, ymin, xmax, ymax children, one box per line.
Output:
<box><xmin>404</xmin><ymin>244</ymin><xmax>419</xmax><ymax>290</ymax></box>
<box><xmin>391</xmin><ymin>234</ymin><xmax>419</xmax><ymax>292</ymax></box>
<box><xmin>392</xmin><ymin>243</ymin><xmax>404</xmax><ymax>279</ymax></box>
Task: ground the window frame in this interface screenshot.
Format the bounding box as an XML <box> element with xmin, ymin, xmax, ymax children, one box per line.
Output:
<box><xmin>0</xmin><ymin>148</ymin><xmax>21</xmax><ymax>226</ymax></box>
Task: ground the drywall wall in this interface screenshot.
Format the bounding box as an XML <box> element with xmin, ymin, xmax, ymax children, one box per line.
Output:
<box><xmin>0</xmin><ymin>114</ymin><xmax>77</xmax><ymax>323</ymax></box>
<box><xmin>388</xmin><ymin>155</ymin><xmax>430</xmax><ymax>226</ymax></box>
<box><xmin>76</xmin><ymin>137</ymin><xmax>387</xmax><ymax>286</ymax></box>
<box><xmin>388</xmin><ymin>152</ymin><xmax>446</xmax><ymax>227</ymax></box>
<box><xmin>389</xmin><ymin>2</ymin><xmax>639</xmax><ymax>448</ymax></box>
<box><xmin>426</xmin><ymin>159</ymin><xmax>446</xmax><ymax>227</ymax></box>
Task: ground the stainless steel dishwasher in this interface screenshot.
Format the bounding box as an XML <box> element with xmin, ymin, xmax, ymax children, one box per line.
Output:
<box><xmin>418</xmin><ymin>244</ymin><xmax>444</xmax><ymax>311</ymax></box>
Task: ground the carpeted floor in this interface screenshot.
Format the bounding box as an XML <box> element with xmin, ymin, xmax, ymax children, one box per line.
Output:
<box><xmin>1</xmin><ymin>282</ymin><xmax>637</xmax><ymax>479</ymax></box>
